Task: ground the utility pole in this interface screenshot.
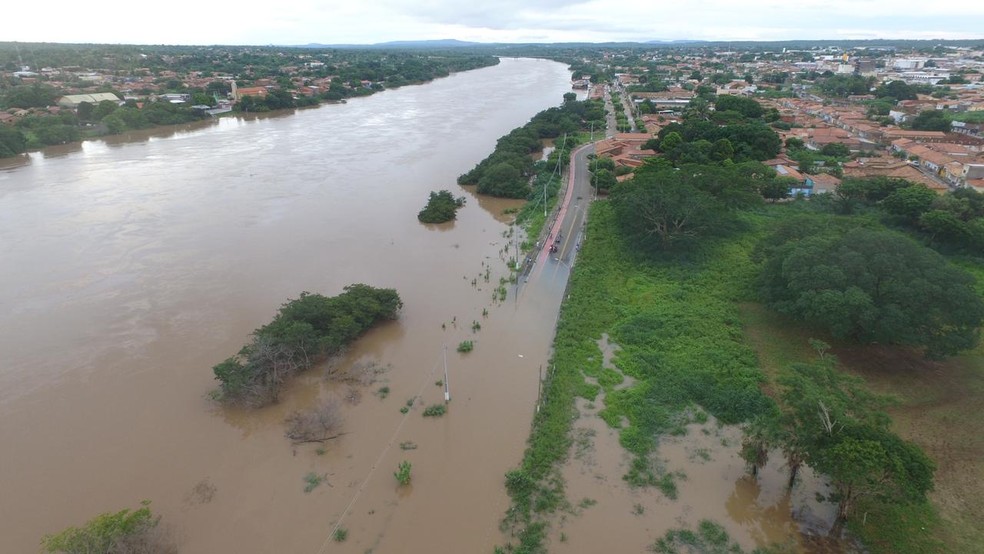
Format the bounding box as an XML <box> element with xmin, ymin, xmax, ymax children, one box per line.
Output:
<box><xmin>443</xmin><ymin>345</ymin><xmax>450</xmax><ymax>403</ymax></box>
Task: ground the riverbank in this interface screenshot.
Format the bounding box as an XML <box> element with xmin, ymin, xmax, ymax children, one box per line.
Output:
<box><xmin>0</xmin><ymin>55</ymin><xmax>500</xmax><ymax>161</ymax></box>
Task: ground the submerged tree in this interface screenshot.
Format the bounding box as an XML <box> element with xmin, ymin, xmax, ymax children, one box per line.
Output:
<box><xmin>417</xmin><ymin>190</ymin><xmax>465</xmax><ymax>223</ymax></box>
<box><xmin>212</xmin><ymin>285</ymin><xmax>402</xmax><ymax>407</ymax></box>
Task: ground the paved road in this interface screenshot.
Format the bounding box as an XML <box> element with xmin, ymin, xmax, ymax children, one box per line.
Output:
<box><xmin>517</xmin><ymin>141</ymin><xmax>596</xmax><ymax>294</ymax></box>
<box><xmin>517</xmin><ymin>84</ymin><xmax>618</xmax><ymax>292</ymax></box>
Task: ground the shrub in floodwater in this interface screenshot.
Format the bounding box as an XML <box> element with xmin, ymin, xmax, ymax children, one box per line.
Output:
<box><xmin>395</xmin><ymin>461</ymin><xmax>412</xmax><ymax>486</ymax></box>
<box><xmin>457</xmin><ymin>340</ymin><xmax>474</xmax><ymax>353</ymax></box>
<box><xmin>303</xmin><ymin>472</ymin><xmax>327</xmax><ymax>493</ymax></box>
<box><xmin>422</xmin><ymin>404</ymin><xmax>447</xmax><ymax>417</ymax></box>
<box><xmin>41</xmin><ymin>501</ymin><xmax>176</xmax><ymax>554</ymax></box>
<box><xmin>284</xmin><ymin>399</ymin><xmax>343</xmax><ymax>443</ymax></box>
<box><xmin>333</xmin><ymin>527</ymin><xmax>348</xmax><ymax>542</ymax></box>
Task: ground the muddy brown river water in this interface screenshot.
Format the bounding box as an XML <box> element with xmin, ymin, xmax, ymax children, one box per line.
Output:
<box><xmin>0</xmin><ymin>58</ymin><xmax>579</xmax><ymax>553</ymax></box>
<box><xmin>0</xmin><ymin>57</ymin><xmax>836</xmax><ymax>554</ymax></box>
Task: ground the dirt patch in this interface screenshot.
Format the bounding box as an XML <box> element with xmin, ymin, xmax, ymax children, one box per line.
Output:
<box><xmin>836</xmin><ymin>345</ymin><xmax>984</xmax><ymax>552</ymax></box>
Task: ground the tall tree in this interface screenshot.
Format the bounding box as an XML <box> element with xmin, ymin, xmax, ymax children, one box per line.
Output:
<box><xmin>758</xmin><ymin>222</ymin><xmax>984</xmax><ymax>357</ymax></box>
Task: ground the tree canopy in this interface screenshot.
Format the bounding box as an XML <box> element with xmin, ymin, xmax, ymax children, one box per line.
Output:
<box><xmin>458</xmin><ymin>97</ymin><xmax>602</xmax><ymax>198</ymax></box>
<box><xmin>417</xmin><ymin>190</ymin><xmax>465</xmax><ymax>223</ymax></box>
<box><xmin>757</xmin><ymin>219</ymin><xmax>983</xmax><ymax>358</ymax></box>
<box><xmin>213</xmin><ymin>285</ymin><xmax>402</xmax><ymax>406</ymax></box>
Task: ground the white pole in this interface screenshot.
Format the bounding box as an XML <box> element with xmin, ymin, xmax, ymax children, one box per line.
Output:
<box><xmin>443</xmin><ymin>345</ymin><xmax>450</xmax><ymax>403</ymax></box>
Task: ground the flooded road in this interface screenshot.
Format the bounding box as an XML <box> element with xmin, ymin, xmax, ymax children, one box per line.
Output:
<box><xmin>0</xmin><ymin>57</ymin><xmax>578</xmax><ymax>553</ymax></box>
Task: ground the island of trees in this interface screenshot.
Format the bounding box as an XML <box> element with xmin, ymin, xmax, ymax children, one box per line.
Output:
<box><xmin>212</xmin><ymin>284</ymin><xmax>402</xmax><ymax>407</ymax></box>
<box><xmin>417</xmin><ymin>190</ymin><xmax>466</xmax><ymax>223</ymax></box>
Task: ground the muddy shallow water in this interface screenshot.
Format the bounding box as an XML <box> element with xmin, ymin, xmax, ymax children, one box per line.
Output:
<box><xmin>0</xmin><ymin>58</ymin><xmax>578</xmax><ymax>553</ymax></box>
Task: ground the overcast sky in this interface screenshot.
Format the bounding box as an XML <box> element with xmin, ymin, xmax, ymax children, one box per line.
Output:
<box><xmin>8</xmin><ymin>0</ymin><xmax>983</xmax><ymax>45</ymax></box>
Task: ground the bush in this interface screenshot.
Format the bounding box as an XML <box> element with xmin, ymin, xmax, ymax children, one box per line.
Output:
<box><xmin>284</xmin><ymin>399</ymin><xmax>343</xmax><ymax>443</ymax></box>
<box><xmin>41</xmin><ymin>501</ymin><xmax>176</xmax><ymax>554</ymax></box>
<box><xmin>394</xmin><ymin>460</ymin><xmax>412</xmax><ymax>485</ymax></box>
<box><xmin>457</xmin><ymin>340</ymin><xmax>474</xmax><ymax>353</ymax></box>
<box><xmin>422</xmin><ymin>404</ymin><xmax>447</xmax><ymax>417</ymax></box>
<box><xmin>417</xmin><ymin>190</ymin><xmax>465</xmax><ymax>223</ymax></box>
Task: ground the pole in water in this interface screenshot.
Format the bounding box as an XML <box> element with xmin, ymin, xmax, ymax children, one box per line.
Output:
<box><xmin>443</xmin><ymin>345</ymin><xmax>451</xmax><ymax>403</ymax></box>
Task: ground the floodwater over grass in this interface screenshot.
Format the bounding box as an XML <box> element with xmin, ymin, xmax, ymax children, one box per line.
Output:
<box><xmin>501</xmin><ymin>202</ymin><xmax>983</xmax><ymax>553</ymax></box>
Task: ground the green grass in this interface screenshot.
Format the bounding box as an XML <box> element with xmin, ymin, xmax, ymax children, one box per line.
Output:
<box><xmin>499</xmin><ymin>204</ymin><xmax>773</xmax><ymax>550</ymax></box>
<box><xmin>499</xmin><ymin>200</ymin><xmax>984</xmax><ymax>553</ymax></box>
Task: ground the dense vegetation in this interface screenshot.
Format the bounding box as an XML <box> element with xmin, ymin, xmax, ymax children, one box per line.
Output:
<box><xmin>500</xmin><ymin>193</ymin><xmax>966</xmax><ymax>551</ymax></box>
<box><xmin>500</xmin><ymin>85</ymin><xmax>976</xmax><ymax>547</ymax></box>
<box><xmin>41</xmin><ymin>502</ymin><xmax>175</xmax><ymax>554</ymax></box>
<box><xmin>417</xmin><ymin>190</ymin><xmax>466</xmax><ymax>223</ymax></box>
<box><xmin>609</xmin><ymin>160</ymin><xmax>783</xmax><ymax>251</ymax></box>
<box><xmin>212</xmin><ymin>285</ymin><xmax>402</xmax><ymax>407</ymax></box>
<box><xmin>457</xmin><ymin>96</ymin><xmax>604</xmax><ymax>198</ymax></box>
<box><xmin>0</xmin><ymin>43</ymin><xmax>498</xmax><ymax>90</ymax></box>
<box><xmin>757</xmin><ymin>219</ymin><xmax>983</xmax><ymax>358</ymax></box>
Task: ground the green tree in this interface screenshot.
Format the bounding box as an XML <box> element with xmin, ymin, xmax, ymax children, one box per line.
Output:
<box><xmin>417</xmin><ymin>190</ymin><xmax>465</xmax><ymax>223</ymax></box>
<box><xmin>659</xmin><ymin>131</ymin><xmax>683</xmax><ymax>153</ymax></box>
<box><xmin>0</xmin><ymin>125</ymin><xmax>27</xmax><ymax>157</ymax></box>
<box><xmin>820</xmin><ymin>142</ymin><xmax>851</xmax><ymax>158</ymax></box>
<box><xmin>1</xmin><ymin>83</ymin><xmax>59</xmax><ymax>108</ymax></box>
<box><xmin>609</xmin><ymin>168</ymin><xmax>724</xmax><ymax>252</ymax></box>
<box><xmin>910</xmin><ymin>110</ymin><xmax>951</xmax><ymax>132</ymax></box>
<box><xmin>76</xmin><ymin>101</ymin><xmax>94</xmax><ymax>122</ymax></box>
<box><xmin>758</xmin><ymin>223</ymin><xmax>984</xmax><ymax>358</ymax></box>
<box><xmin>41</xmin><ymin>501</ymin><xmax>174</xmax><ymax>554</ymax></box>
<box><xmin>713</xmin><ymin>95</ymin><xmax>763</xmax><ymax>119</ymax></box>
<box><xmin>477</xmin><ymin>161</ymin><xmax>528</xmax><ymax>198</ymax></box>
<box><xmin>592</xmin><ymin>168</ymin><xmax>617</xmax><ymax>193</ymax></box>
<box><xmin>881</xmin><ymin>185</ymin><xmax>937</xmax><ymax>223</ymax></box>
<box><xmin>213</xmin><ymin>285</ymin><xmax>402</xmax><ymax>406</ymax></box>
<box><xmin>761</xmin><ymin>176</ymin><xmax>794</xmax><ymax>202</ymax></box>
<box><xmin>815</xmin><ymin>429</ymin><xmax>935</xmax><ymax>522</ymax></box>
<box><xmin>875</xmin><ymin>80</ymin><xmax>918</xmax><ymax>101</ymax></box>
<box><xmin>709</xmin><ymin>138</ymin><xmax>734</xmax><ymax>162</ymax></box>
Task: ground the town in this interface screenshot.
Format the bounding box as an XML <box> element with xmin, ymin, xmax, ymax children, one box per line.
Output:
<box><xmin>3</xmin><ymin>41</ymin><xmax>984</xmax><ymax>196</ymax></box>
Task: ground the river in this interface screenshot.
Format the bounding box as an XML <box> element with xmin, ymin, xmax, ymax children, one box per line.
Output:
<box><xmin>0</xmin><ymin>57</ymin><xmax>578</xmax><ymax>553</ymax></box>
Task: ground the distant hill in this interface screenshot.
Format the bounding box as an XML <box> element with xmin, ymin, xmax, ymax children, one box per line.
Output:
<box><xmin>297</xmin><ymin>39</ymin><xmax>483</xmax><ymax>49</ymax></box>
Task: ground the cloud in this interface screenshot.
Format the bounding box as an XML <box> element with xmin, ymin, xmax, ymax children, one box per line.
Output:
<box><xmin>5</xmin><ymin>0</ymin><xmax>984</xmax><ymax>45</ymax></box>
